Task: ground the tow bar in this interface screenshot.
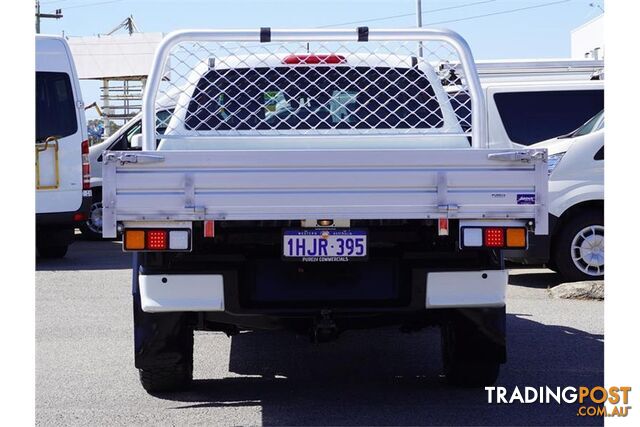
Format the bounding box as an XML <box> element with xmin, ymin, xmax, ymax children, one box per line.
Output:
<box><xmin>311</xmin><ymin>309</ymin><xmax>339</xmax><ymax>343</ymax></box>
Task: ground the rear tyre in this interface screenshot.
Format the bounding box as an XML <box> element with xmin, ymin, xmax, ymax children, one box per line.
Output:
<box><xmin>37</xmin><ymin>244</ymin><xmax>68</xmax><ymax>259</ymax></box>
<box><xmin>133</xmin><ymin>276</ymin><xmax>194</xmax><ymax>394</ymax></box>
<box><xmin>554</xmin><ymin>210</ymin><xmax>604</xmax><ymax>282</ymax></box>
<box><xmin>441</xmin><ymin>315</ymin><xmax>502</xmax><ymax>387</ymax></box>
<box><xmin>137</xmin><ymin>327</ymin><xmax>194</xmax><ymax>393</ymax></box>
<box><xmin>139</xmin><ymin>362</ymin><xmax>193</xmax><ymax>393</ymax></box>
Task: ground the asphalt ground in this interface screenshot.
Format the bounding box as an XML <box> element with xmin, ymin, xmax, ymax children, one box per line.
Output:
<box><xmin>36</xmin><ymin>239</ymin><xmax>604</xmax><ymax>426</ymax></box>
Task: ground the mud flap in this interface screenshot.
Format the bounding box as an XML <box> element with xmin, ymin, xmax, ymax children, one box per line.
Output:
<box><xmin>132</xmin><ymin>254</ymin><xmax>193</xmax><ymax>370</ymax></box>
<box><xmin>443</xmin><ymin>306</ymin><xmax>506</xmax><ymax>364</ymax></box>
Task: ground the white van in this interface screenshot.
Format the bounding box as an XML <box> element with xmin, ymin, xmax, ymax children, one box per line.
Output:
<box><xmin>507</xmin><ymin>111</ymin><xmax>604</xmax><ymax>281</ymax></box>
<box><xmin>36</xmin><ymin>35</ymin><xmax>91</xmax><ymax>257</ymax></box>
<box><xmin>449</xmin><ymin>79</ymin><xmax>604</xmax><ymax>148</ymax></box>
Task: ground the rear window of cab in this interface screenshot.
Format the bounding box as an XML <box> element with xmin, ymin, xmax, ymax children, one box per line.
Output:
<box><xmin>185</xmin><ymin>66</ymin><xmax>444</xmax><ymax>131</ymax></box>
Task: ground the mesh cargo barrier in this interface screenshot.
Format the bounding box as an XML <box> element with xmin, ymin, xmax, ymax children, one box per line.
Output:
<box><xmin>143</xmin><ymin>29</ymin><xmax>482</xmax><ymax>144</ymax></box>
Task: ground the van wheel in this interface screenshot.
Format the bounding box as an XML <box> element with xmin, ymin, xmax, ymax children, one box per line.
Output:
<box><xmin>554</xmin><ymin>211</ymin><xmax>604</xmax><ymax>282</ymax></box>
<box><xmin>80</xmin><ymin>189</ymin><xmax>103</xmax><ymax>240</ymax></box>
<box><xmin>37</xmin><ymin>244</ymin><xmax>68</xmax><ymax>258</ymax></box>
<box><xmin>441</xmin><ymin>319</ymin><xmax>501</xmax><ymax>387</ymax></box>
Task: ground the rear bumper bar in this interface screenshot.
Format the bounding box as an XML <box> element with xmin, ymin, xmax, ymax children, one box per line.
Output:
<box><xmin>138</xmin><ymin>269</ymin><xmax>507</xmax><ymax>313</ymax></box>
<box><xmin>140</xmin><ymin>274</ymin><xmax>225</xmax><ymax>312</ymax></box>
<box><xmin>35</xmin><ymin>193</ymin><xmax>92</xmax><ymax>228</ymax></box>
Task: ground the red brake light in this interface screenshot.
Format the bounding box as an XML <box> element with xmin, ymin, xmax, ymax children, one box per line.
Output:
<box><xmin>282</xmin><ymin>54</ymin><xmax>346</xmax><ymax>65</ymax></box>
<box><xmin>146</xmin><ymin>230</ymin><xmax>168</xmax><ymax>250</ymax></box>
<box><xmin>81</xmin><ymin>140</ymin><xmax>90</xmax><ymax>190</ymax></box>
<box><xmin>484</xmin><ymin>228</ymin><xmax>505</xmax><ymax>248</ymax></box>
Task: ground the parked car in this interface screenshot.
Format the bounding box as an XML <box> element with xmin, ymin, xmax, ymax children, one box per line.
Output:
<box><xmin>81</xmin><ymin>105</ymin><xmax>174</xmax><ymax>239</ymax></box>
<box><xmin>102</xmin><ymin>29</ymin><xmax>549</xmax><ymax>392</ymax></box>
<box><xmin>36</xmin><ymin>35</ymin><xmax>91</xmax><ymax>257</ymax></box>
<box><xmin>506</xmin><ymin>110</ymin><xmax>604</xmax><ymax>281</ymax></box>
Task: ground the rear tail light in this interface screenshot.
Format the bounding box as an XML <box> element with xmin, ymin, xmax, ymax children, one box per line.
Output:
<box><xmin>73</xmin><ymin>212</ymin><xmax>87</xmax><ymax>222</ymax></box>
<box><xmin>506</xmin><ymin>228</ymin><xmax>526</xmax><ymax>248</ymax></box>
<box><xmin>282</xmin><ymin>54</ymin><xmax>346</xmax><ymax>65</ymax></box>
<box><xmin>169</xmin><ymin>230</ymin><xmax>190</xmax><ymax>249</ymax></box>
<box><xmin>461</xmin><ymin>227</ymin><xmax>527</xmax><ymax>249</ymax></box>
<box><xmin>81</xmin><ymin>139</ymin><xmax>90</xmax><ymax>190</ymax></box>
<box><xmin>483</xmin><ymin>228</ymin><xmax>504</xmax><ymax>247</ymax></box>
<box><xmin>461</xmin><ymin>228</ymin><xmax>483</xmax><ymax>247</ymax></box>
<box><xmin>146</xmin><ymin>230</ymin><xmax>168</xmax><ymax>250</ymax></box>
<box><xmin>124</xmin><ymin>230</ymin><xmax>146</xmax><ymax>250</ymax></box>
<box><xmin>123</xmin><ymin>229</ymin><xmax>191</xmax><ymax>252</ymax></box>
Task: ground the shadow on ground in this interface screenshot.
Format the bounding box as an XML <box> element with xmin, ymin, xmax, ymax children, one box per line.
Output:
<box><xmin>36</xmin><ymin>238</ymin><xmax>131</xmax><ymax>271</ymax></box>
<box><xmin>509</xmin><ymin>270</ymin><xmax>565</xmax><ymax>289</ymax></box>
<box><xmin>154</xmin><ymin>314</ymin><xmax>603</xmax><ymax>426</ymax></box>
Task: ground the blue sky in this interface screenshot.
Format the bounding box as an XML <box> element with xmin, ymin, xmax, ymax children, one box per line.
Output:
<box><xmin>37</xmin><ymin>0</ymin><xmax>604</xmax><ymax>113</ymax></box>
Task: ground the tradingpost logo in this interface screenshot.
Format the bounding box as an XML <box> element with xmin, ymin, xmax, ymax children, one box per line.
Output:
<box><xmin>485</xmin><ymin>386</ymin><xmax>632</xmax><ymax>417</ymax></box>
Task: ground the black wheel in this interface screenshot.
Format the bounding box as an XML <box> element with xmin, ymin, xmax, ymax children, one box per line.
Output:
<box><xmin>139</xmin><ymin>362</ymin><xmax>193</xmax><ymax>393</ymax></box>
<box><xmin>79</xmin><ymin>188</ymin><xmax>104</xmax><ymax>240</ymax></box>
<box><xmin>133</xmin><ymin>277</ymin><xmax>194</xmax><ymax>393</ymax></box>
<box><xmin>441</xmin><ymin>317</ymin><xmax>501</xmax><ymax>387</ymax></box>
<box><xmin>137</xmin><ymin>326</ymin><xmax>194</xmax><ymax>393</ymax></box>
<box><xmin>553</xmin><ymin>210</ymin><xmax>604</xmax><ymax>282</ymax></box>
<box><xmin>37</xmin><ymin>244</ymin><xmax>68</xmax><ymax>258</ymax></box>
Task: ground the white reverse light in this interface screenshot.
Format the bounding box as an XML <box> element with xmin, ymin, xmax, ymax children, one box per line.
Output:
<box><xmin>463</xmin><ymin>228</ymin><xmax>483</xmax><ymax>247</ymax></box>
<box><xmin>169</xmin><ymin>230</ymin><xmax>190</xmax><ymax>250</ymax></box>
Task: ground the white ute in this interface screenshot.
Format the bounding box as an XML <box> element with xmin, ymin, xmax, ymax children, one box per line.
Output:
<box><xmin>102</xmin><ymin>28</ymin><xmax>549</xmax><ymax>392</ymax></box>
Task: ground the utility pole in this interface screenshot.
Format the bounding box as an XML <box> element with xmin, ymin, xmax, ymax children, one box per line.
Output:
<box><xmin>416</xmin><ymin>0</ymin><xmax>423</xmax><ymax>57</ymax></box>
<box><xmin>35</xmin><ymin>1</ymin><xmax>63</xmax><ymax>34</ymax></box>
<box><xmin>36</xmin><ymin>0</ymin><xmax>39</xmax><ymax>33</ymax></box>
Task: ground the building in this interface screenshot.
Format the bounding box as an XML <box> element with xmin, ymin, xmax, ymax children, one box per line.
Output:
<box><xmin>67</xmin><ymin>32</ymin><xmax>163</xmax><ymax>137</ymax></box>
<box><xmin>571</xmin><ymin>14</ymin><xmax>604</xmax><ymax>60</ymax></box>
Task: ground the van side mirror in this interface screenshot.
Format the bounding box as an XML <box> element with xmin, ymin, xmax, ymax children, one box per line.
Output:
<box><xmin>130</xmin><ymin>134</ymin><xmax>143</xmax><ymax>150</ymax></box>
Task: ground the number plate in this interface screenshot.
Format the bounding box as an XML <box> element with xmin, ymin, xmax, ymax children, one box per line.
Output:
<box><xmin>283</xmin><ymin>229</ymin><xmax>367</xmax><ymax>262</ymax></box>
